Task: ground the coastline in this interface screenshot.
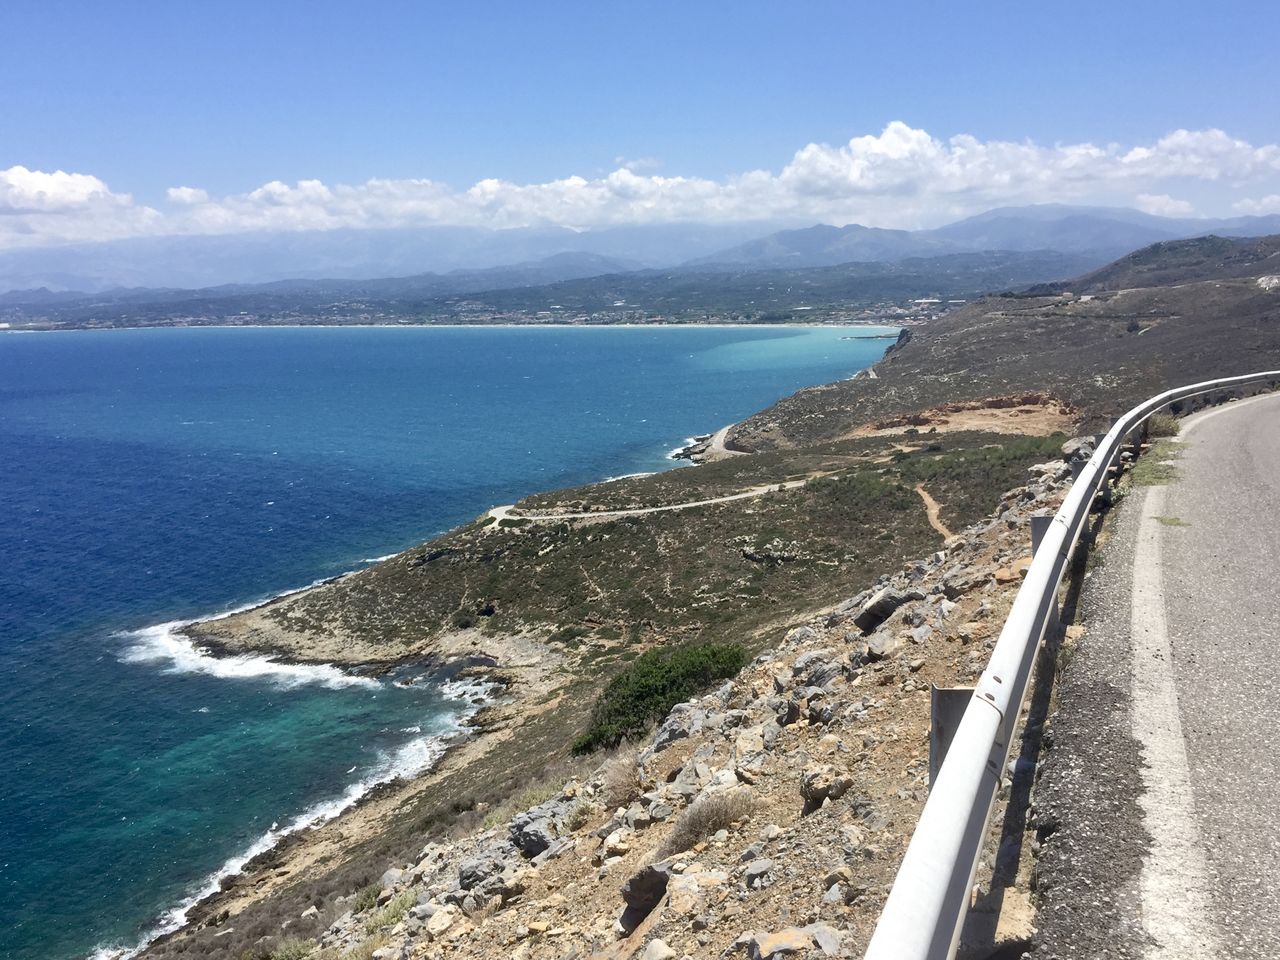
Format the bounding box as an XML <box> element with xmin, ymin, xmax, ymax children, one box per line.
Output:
<box><xmin>96</xmin><ymin>594</ymin><xmax>512</xmax><ymax>960</ymax></box>
<box><xmin>70</xmin><ymin>326</ymin><xmax>900</xmax><ymax>959</ymax></box>
<box><xmin>1</xmin><ymin>320</ymin><xmax>905</xmax><ymax>335</ymax></box>
<box><xmin>100</xmin><ymin>416</ymin><xmax>732</xmax><ymax>956</ymax></box>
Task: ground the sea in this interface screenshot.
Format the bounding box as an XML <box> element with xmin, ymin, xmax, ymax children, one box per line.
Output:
<box><xmin>0</xmin><ymin>323</ymin><xmax>896</xmax><ymax>960</ymax></box>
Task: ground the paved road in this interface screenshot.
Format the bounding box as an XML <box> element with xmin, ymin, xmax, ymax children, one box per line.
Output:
<box><xmin>1034</xmin><ymin>392</ymin><xmax>1280</xmax><ymax>960</ymax></box>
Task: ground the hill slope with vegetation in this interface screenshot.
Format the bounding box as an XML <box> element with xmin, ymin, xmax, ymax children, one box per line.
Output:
<box><xmin>729</xmin><ymin>234</ymin><xmax>1280</xmax><ymax>450</ymax></box>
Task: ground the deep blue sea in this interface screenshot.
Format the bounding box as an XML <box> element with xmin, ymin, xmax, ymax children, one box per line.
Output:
<box><xmin>0</xmin><ymin>324</ymin><xmax>895</xmax><ymax>959</ymax></box>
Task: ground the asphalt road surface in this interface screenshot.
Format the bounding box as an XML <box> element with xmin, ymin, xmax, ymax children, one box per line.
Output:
<box><xmin>1033</xmin><ymin>392</ymin><xmax>1280</xmax><ymax>960</ymax></box>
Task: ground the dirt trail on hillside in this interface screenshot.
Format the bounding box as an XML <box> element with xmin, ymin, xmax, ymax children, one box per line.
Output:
<box><xmin>915</xmin><ymin>484</ymin><xmax>954</xmax><ymax>539</ymax></box>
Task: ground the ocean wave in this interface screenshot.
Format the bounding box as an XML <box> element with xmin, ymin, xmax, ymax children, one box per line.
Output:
<box><xmin>439</xmin><ymin>675</ymin><xmax>499</xmax><ymax>704</ymax></box>
<box><xmin>86</xmin><ymin>721</ymin><xmax>466</xmax><ymax>960</ymax></box>
<box><xmin>361</xmin><ymin>552</ymin><xmax>399</xmax><ymax>563</ymax></box>
<box><xmin>118</xmin><ymin>622</ymin><xmax>378</xmax><ymax>690</ymax></box>
<box><xmin>602</xmin><ymin>470</ymin><xmax>654</xmax><ymax>483</ymax></box>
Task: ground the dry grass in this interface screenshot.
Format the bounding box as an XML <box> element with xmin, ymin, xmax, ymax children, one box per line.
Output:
<box><xmin>1147</xmin><ymin>412</ymin><xmax>1181</xmax><ymax>438</ymax></box>
<box><xmin>480</xmin><ymin>781</ymin><xmax>563</xmax><ymax>831</ymax></box>
<box><xmin>598</xmin><ymin>744</ymin><xmax>643</xmax><ymax>809</ymax></box>
<box><xmin>267</xmin><ymin>939</ymin><xmax>316</xmax><ymax>960</ymax></box>
<box><xmin>658</xmin><ymin>787</ymin><xmax>757</xmax><ymax>858</ymax></box>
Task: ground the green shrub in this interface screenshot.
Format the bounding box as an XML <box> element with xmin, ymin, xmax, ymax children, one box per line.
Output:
<box><xmin>572</xmin><ymin>643</ymin><xmax>748</xmax><ymax>753</ymax></box>
<box><xmin>364</xmin><ymin>890</ymin><xmax>414</xmax><ymax>935</ymax></box>
<box><xmin>352</xmin><ymin>882</ymin><xmax>380</xmax><ymax>914</ymax></box>
<box><xmin>267</xmin><ymin>940</ymin><xmax>315</xmax><ymax>960</ymax></box>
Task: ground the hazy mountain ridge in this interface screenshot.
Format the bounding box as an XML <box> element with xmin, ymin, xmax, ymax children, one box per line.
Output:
<box><xmin>0</xmin><ymin>223</ymin><xmax>786</xmax><ymax>294</ymax></box>
<box><xmin>6</xmin><ymin>205</ymin><xmax>1280</xmax><ymax>298</ymax></box>
<box><xmin>692</xmin><ymin>204</ymin><xmax>1280</xmax><ymax>269</ymax></box>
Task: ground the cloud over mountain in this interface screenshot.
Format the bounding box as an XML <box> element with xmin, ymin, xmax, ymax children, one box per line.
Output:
<box><xmin>5</xmin><ymin>123</ymin><xmax>1280</xmax><ymax>249</ymax></box>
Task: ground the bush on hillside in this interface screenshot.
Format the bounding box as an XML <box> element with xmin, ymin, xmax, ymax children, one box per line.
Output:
<box><xmin>658</xmin><ymin>787</ymin><xmax>757</xmax><ymax>857</ymax></box>
<box><xmin>572</xmin><ymin>643</ymin><xmax>748</xmax><ymax>753</ymax></box>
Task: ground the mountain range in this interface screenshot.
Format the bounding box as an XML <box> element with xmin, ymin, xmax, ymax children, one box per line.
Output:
<box><xmin>689</xmin><ymin>205</ymin><xmax>1280</xmax><ymax>269</ymax></box>
<box><xmin>3</xmin><ymin>204</ymin><xmax>1280</xmax><ymax>301</ymax></box>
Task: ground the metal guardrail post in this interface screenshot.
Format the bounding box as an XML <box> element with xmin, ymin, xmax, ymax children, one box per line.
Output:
<box><xmin>929</xmin><ymin>686</ymin><xmax>974</xmax><ymax>787</ymax></box>
<box><xmin>864</xmin><ymin>371</ymin><xmax>1280</xmax><ymax>960</ymax></box>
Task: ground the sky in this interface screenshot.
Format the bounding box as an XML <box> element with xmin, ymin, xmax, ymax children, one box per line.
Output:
<box><xmin>2</xmin><ymin>0</ymin><xmax>1279</xmax><ymax>248</ymax></box>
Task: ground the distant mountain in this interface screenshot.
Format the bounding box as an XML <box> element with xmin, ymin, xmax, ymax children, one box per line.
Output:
<box><xmin>690</xmin><ymin>204</ymin><xmax>1280</xmax><ymax>270</ymax></box>
<box><xmin>683</xmin><ymin>223</ymin><xmax>952</xmax><ymax>269</ymax></box>
<box><xmin>0</xmin><ymin>222</ymin><xmax>788</xmax><ymax>294</ymax></box>
<box><xmin>7</xmin><ymin>204</ymin><xmax>1280</xmax><ymax>297</ymax></box>
<box><xmin>924</xmin><ymin>204</ymin><xmax>1280</xmax><ymax>254</ymax></box>
<box><xmin>0</xmin><ymin>251</ymin><xmax>644</xmax><ymax>312</ymax></box>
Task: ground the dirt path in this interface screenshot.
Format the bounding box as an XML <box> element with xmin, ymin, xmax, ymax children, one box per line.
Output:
<box><xmin>914</xmin><ymin>484</ymin><xmax>953</xmax><ymax>539</ymax></box>
<box><xmin>706</xmin><ymin>423</ymin><xmax>747</xmax><ymax>459</ymax></box>
<box><xmin>488</xmin><ymin>477</ymin><xmax>813</xmax><ymax>525</ymax></box>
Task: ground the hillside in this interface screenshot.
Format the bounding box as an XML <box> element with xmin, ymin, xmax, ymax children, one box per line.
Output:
<box><xmin>1032</xmin><ymin>233</ymin><xmax>1280</xmax><ymax>294</ymax></box>
<box><xmin>729</xmin><ymin>234</ymin><xmax>1280</xmax><ymax>450</ymax></box>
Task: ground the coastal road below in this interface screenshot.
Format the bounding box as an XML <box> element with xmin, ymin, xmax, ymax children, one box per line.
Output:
<box><xmin>1033</xmin><ymin>391</ymin><xmax>1280</xmax><ymax>959</ymax></box>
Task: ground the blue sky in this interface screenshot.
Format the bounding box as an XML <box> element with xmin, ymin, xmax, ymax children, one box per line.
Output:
<box><xmin>2</xmin><ymin>0</ymin><xmax>1279</xmax><ymax>245</ymax></box>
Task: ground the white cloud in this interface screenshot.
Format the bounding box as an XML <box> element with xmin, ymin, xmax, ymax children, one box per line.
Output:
<box><xmin>166</xmin><ymin>186</ymin><xmax>210</xmax><ymax>204</ymax></box>
<box><xmin>1233</xmin><ymin>194</ymin><xmax>1280</xmax><ymax>215</ymax></box>
<box><xmin>614</xmin><ymin>156</ymin><xmax>661</xmax><ymax>173</ymax></box>
<box><xmin>0</xmin><ymin>165</ymin><xmax>126</xmax><ymax>213</ymax></box>
<box><xmin>4</xmin><ymin>122</ymin><xmax>1280</xmax><ymax>249</ymax></box>
<box><xmin>1135</xmin><ymin>192</ymin><xmax>1195</xmax><ymax>217</ymax></box>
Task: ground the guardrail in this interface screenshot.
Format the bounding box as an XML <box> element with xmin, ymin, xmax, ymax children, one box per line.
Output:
<box><xmin>863</xmin><ymin>370</ymin><xmax>1280</xmax><ymax>960</ymax></box>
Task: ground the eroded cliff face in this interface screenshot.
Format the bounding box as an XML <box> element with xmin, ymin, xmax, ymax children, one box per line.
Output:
<box><xmin>174</xmin><ymin>456</ymin><xmax>1075</xmax><ymax>960</ymax></box>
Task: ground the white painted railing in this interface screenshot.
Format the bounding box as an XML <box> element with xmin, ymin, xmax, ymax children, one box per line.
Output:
<box><xmin>863</xmin><ymin>370</ymin><xmax>1280</xmax><ymax>960</ymax></box>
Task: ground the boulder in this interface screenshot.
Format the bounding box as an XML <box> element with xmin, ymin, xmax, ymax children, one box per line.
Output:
<box><xmin>942</xmin><ymin>567</ymin><xmax>989</xmax><ymax>599</ymax></box>
<box><xmin>667</xmin><ymin>868</ymin><xmax>728</xmax><ymax>914</ymax></box>
<box><xmin>747</xmin><ymin>928</ymin><xmax>815</xmax><ymax>960</ymax></box>
<box><xmin>853</xmin><ymin>587</ymin><xmax>923</xmax><ymax>633</ymax></box>
<box><xmin>1062</xmin><ymin>436</ymin><xmax>1095</xmax><ymax>461</ymax></box>
<box><xmin>457</xmin><ymin>855</ymin><xmax>502</xmax><ymax>891</ymax></box>
<box><xmin>641</xmin><ymin>940</ymin><xmax>677</xmax><ymax>960</ymax></box>
<box><xmin>864</xmin><ymin>633</ymin><xmax>900</xmax><ymax>662</ymax></box>
<box><xmin>652</xmin><ymin>702</ymin><xmax>705</xmax><ymax>751</ymax></box>
<box><xmin>800</xmin><ymin>765</ymin><xmax>854</xmax><ymax>815</ymax></box>
<box><xmin>792</xmin><ymin>652</ymin><xmax>841</xmax><ymax>688</ymax></box>
<box><xmin>744</xmin><ymin>858</ymin><xmax>774</xmax><ymax>889</ymax></box>
<box><xmin>784</xmin><ymin>625</ymin><xmax>819</xmax><ymax>645</ymax></box>
<box><xmin>746</xmin><ymin>924</ymin><xmax>842</xmax><ymax>960</ymax></box>
<box><xmin>509</xmin><ymin>813</ymin><xmax>558</xmax><ymax>857</ymax></box>
<box><xmin>424</xmin><ymin>904</ymin><xmax>460</xmax><ymax>938</ymax></box>
<box><xmin>619</xmin><ymin>862</ymin><xmax>674</xmax><ymax>933</ymax></box>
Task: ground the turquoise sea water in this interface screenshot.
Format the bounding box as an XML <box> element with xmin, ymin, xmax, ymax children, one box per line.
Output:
<box><xmin>0</xmin><ymin>324</ymin><xmax>895</xmax><ymax>959</ymax></box>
